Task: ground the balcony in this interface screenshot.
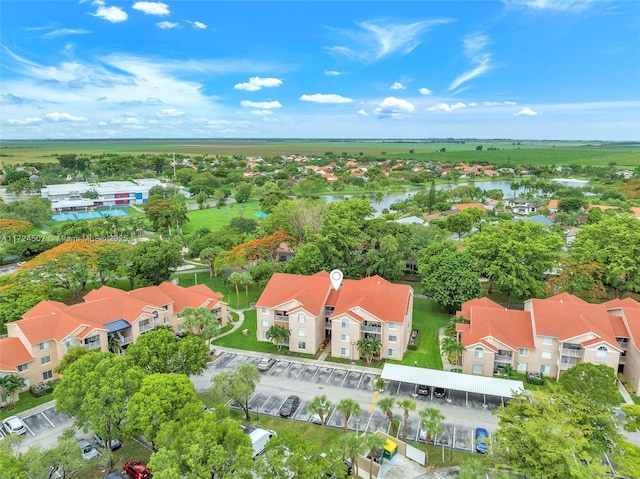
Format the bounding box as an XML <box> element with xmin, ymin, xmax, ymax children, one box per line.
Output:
<box><xmin>86</xmin><ymin>341</ymin><xmax>101</xmax><ymax>350</ymax></box>
<box><xmin>561</xmin><ymin>348</ymin><xmax>583</xmax><ymax>358</ymax></box>
<box><xmin>559</xmin><ymin>358</ymin><xmax>579</xmax><ymax>370</ymax></box>
<box><xmin>362</xmin><ymin>323</ymin><xmax>382</xmax><ymax>334</ymax></box>
<box><xmin>139</xmin><ymin>324</ymin><xmax>153</xmax><ymax>333</ymax></box>
<box><xmin>118</xmin><ymin>336</ymin><xmax>133</xmax><ymax>346</ymax></box>
<box><xmin>325</xmin><ymin>321</ymin><xmax>332</xmax><ymax>329</ymax></box>
<box><xmin>494</xmin><ymin>354</ymin><xmax>513</xmax><ymax>363</ymax></box>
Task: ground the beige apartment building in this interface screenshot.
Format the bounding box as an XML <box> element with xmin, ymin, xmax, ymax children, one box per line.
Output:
<box><xmin>256</xmin><ymin>271</ymin><xmax>414</xmax><ymax>360</ymax></box>
<box><xmin>456</xmin><ymin>293</ymin><xmax>640</xmax><ymax>393</ymax></box>
<box><xmin>0</xmin><ymin>282</ymin><xmax>227</xmax><ymax>405</ymax></box>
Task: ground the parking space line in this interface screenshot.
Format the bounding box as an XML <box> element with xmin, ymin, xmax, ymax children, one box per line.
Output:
<box><xmin>325</xmin><ymin>369</ymin><xmax>335</xmax><ymax>384</ymax></box>
<box><xmin>294</xmin><ymin>365</ymin><xmax>304</xmax><ymax>378</ymax></box>
<box><xmin>41</xmin><ymin>411</ymin><xmax>55</xmax><ymax>428</ymax></box>
<box><xmin>356</xmin><ymin>374</ymin><xmax>364</xmax><ymax>389</ymax></box>
<box><xmin>340</xmin><ymin>372</ymin><xmax>349</xmax><ymax>388</ymax></box>
<box><xmin>258</xmin><ymin>395</ymin><xmax>271</xmax><ymax>412</ymax></box>
<box><xmin>24</xmin><ymin>422</ymin><xmax>35</xmax><ymax>437</ymax></box>
<box><xmin>364</xmin><ymin>413</ymin><xmax>374</xmax><ymax>433</ymax></box>
<box><xmin>368</xmin><ymin>390</ymin><xmax>379</xmax><ymax>413</ymax></box>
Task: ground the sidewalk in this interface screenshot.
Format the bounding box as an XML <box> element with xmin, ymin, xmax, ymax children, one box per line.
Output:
<box><xmin>618</xmin><ymin>379</ymin><xmax>634</xmax><ymax>405</ymax></box>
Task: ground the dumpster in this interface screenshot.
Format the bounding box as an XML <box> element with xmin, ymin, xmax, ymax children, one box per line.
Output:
<box><xmin>383</xmin><ymin>438</ymin><xmax>397</xmax><ymax>460</ymax></box>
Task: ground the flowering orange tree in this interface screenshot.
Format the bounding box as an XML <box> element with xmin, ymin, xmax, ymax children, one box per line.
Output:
<box><xmin>0</xmin><ymin>219</ymin><xmax>33</xmax><ymax>236</ymax></box>
<box><xmin>214</xmin><ymin>230</ymin><xmax>293</xmax><ymax>272</ymax></box>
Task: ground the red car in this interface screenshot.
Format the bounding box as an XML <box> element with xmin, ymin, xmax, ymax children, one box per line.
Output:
<box><xmin>124</xmin><ymin>460</ymin><xmax>152</xmax><ymax>479</ymax></box>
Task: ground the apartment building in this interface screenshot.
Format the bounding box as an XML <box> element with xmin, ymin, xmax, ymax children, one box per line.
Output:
<box><xmin>0</xmin><ymin>282</ymin><xmax>227</xmax><ymax>404</ymax></box>
<box><xmin>456</xmin><ymin>293</ymin><xmax>640</xmax><ymax>393</ymax></box>
<box><xmin>255</xmin><ymin>271</ymin><xmax>414</xmax><ymax>360</ymax></box>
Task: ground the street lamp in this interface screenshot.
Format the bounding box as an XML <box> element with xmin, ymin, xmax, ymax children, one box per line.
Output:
<box><xmin>351</xmin><ymin>341</ymin><xmax>356</xmax><ymax>364</ymax></box>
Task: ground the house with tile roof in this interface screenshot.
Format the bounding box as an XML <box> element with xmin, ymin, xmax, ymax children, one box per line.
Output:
<box><xmin>255</xmin><ymin>271</ymin><xmax>414</xmax><ymax>360</ymax></box>
<box><xmin>0</xmin><ymin>282</ymin><xmax>227</xmax><ymax>404</ymax></box>
<box><xmin>456</xmin><ymin>293</ymin><xmax>640</xmax><ymax>392</ymax></box>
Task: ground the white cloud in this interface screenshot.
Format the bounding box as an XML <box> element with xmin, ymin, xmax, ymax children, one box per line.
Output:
<box><xmin>249</xmin><ymin>110</ymin><xmax>273</xmax><ymax>115</ymax></box>
<box><xmin>41</xmin><ymin>28</ymin><xmax>91</xmax><ymax>39</ymax></box>
<box><xmin>418</xmin><ymin>87</ymin><xmax>433</xmax><ymax>95</ymax></box>
<box><xmin>234</xmin><ymin>77</ymin><xmax>283</xmax><ymax>91</ymax></box>
<box><xmin>468</xmin><ymin>102</ymin><xmax>479</xmax><ymax>107</ymax></box>
<box><xmin>188</xmin><ymin>20</ymin><xmax>207</xmax><ymax>29</ymax></box>
<box><xmin>514</xmin><ymin>107</ymin><xmax>538</xmax><ymax>116</ymax></box>
<box><xmin>502</xmin><ymin>0</ymin><xmax>596</xmax><ymax>12</ymax></box>
<box><xmin>504</xmin><ymin>101</ymin><xmax>517</xmax><ymax>105</ymax></box>
<box><xmin>240</xmin><ymin>100</ymin><xmax>282</xmax><ymax>109</ymax></box>
<box><xmin>327</xmin><ymin>19</ymin><xmax>454</xmax><ymax>62</ymax></box>
<box><xmin>427</xmin><ymin>102</ymin><xmax>467</xmax><ymax>112</ymax></box>
<box><xmin>157</xmin><ymin>108</ymin><xmax>185</xmax><ymax>117</ymax></box>
<box><xmin>374</xmin><ymin>96</ymin><xmax>415</xmax><ymax>118</ymax></box>
<box><xmin>157</xmin><ymin>21</ymin><xmax>179</xmax><ymax>29</ymax></box>
<box><xmin>448</xmin><ymin>33</ymin><xmax>493</xmax><ymax>91</ymax></box>
<box><xmin>357</xmin><ymin>109</ymin><xmax>369</xmax><ymax>116</ymax></box>
<box><xmin>109</xmin><ymin>116</ymin><xmax>140</xmax><ymax>125</ymax></box>
<box><xmin>390</xmin><ymin>82</ymin><xmax>406</xmax><ymax>90</ymax></box>
<box><xmin>324</xmin><ymin>70</ymin><xmax>341</xmax><ymax>76</ymax></box>
<box><xmin>45</xmin><ymin>112</ymin><xmax>88</xmax><ymax>122</ymax></box>
<box><xmin>132</xmin><ymin>1</ymin><xmax>170</xmax><ymax>16</ymax></box>
<box><xmin>7</xmin><ymin>117</ymin><xmax>42</xmax><ymax>125</ymax></box>
<box><xmin>299</xmin><ymin>93</ymin><xmax>353</xmax><ymax>104</ymax></box>
<box><xmin>91</xmin><ymin>2</ymin><xmax>128</xmax><ymax>23</ymax></box>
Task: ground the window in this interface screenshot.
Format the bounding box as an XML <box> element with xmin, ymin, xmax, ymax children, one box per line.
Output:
<box><xmin>298</xmin><ymin>329</ymin><xmax>306</xmax><ymax>337</ymax></box>
<box><xmin>42</xmin><ymin>370</ymin><xmax>53</xmax><ymax>381</ymax></box>
<box><xmin>84</xmin><ymin>336</ymin><xmax>101</xmax><ymax>349</ymax></box>
<box><xmin>38</xmin><ymin>341</ymin><xmax>50</xmax><ymax>351</ymax></box>
<box><xmin>543</xmin><ymin>337</ymin><xmax>553</xmax><ymax>345</ymax></box>
<box><xmin>261</xmin><ymin>332</ymin><xmax>267</xmax><ymax>339</ymax></box>
<box><xmin>596</xmin><ymin>346</ymin><xmax>607</xmax><ymax>359</ymax></box>
<box><xmin>341</xmin><ymin>319</ymin><xmax>349</xmax><ymax>329</ymax></box>
<box><xmin>341</xmin><ymin>334</ymin><xmax>349</xmax><ymax>342</ymax></box>
<box><xmin>387</xmin><ymin>348</ymin><xmax>397</xmax><ymax>358</ymax></box>
<box><xmin>541</xmin><ymin>350</ymin><xmax>553</xmax><ymax>359</ymax></box>
<box><xmin>388</xmin><ymin>335</ymin><xmax>397</xmax><ymax>343</ymax></box>
<box><xmin>298</xmin><ymin>342</ymin><xmax>306</xmax><ymax>350</ymax></box>
<box><xmin>41</xmin><ymin>356</ymin><xmax>51</xmax><ymax>365</ymax></box>
<box><xmin>17</xmin><ymin>363</ymin><xmax>28</xmax><ymax>372</ymax></box>
<box><xmin>340</xmin><ymin>347</ymin><xmax>348</xmax><ymax>356</ymax></box>
<box><xmin>388</xmin><ymin>323</ymin><xmax>397</xmax><ymax>330</ymax></box>
<box><xmin>474</xmin><ymin>347</ymin><xmax>484</xmax><ymax>359</ymax></box>
<box><xmin>261</xmin><ymin>319</ymin><xmax>269</xmax><ymax>327</ymax></box>
<box><xmin>64</xmin><ymin>337</ymin><xmax>75</xmax><ymax>350</ymax></box>
<box><xmin>516</xmin><ymin>362</ymin><xmax>527</xmax><ymax>372</ymax></box>
<box><xmin>540</xmin><ymin>365</ymin><xmax>550</xmax><ymax>374</ymax></box>
<box><xmin>164</xmin><ymin>316</ymin><xmax>169</xmax><ymax>324</ymax></box>
<box><xmin>518</xmin><ymin>348</ymin><xmax>529</xmax><ymax>356</ymax></box>
<box><xmin>297</xmin><ymin>313</ymin><xmax>305</xmax><ymax>324</ymax></box>
<box><xmin>472</xmin><ymin>364</ymin><xmax>484</xmax><ymax>375</ymax></box>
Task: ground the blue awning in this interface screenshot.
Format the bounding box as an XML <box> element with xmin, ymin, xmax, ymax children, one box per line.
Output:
<box><xmin>104</xmin><ymin>319</ymin><xmax>131</xmax><ymax>333</ymax></box>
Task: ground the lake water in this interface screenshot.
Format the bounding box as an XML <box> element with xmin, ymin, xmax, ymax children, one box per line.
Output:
<box><xmin>322</xmin><ymin>179</ymin><xmax>589</xmax><ymax>214</ymax></box>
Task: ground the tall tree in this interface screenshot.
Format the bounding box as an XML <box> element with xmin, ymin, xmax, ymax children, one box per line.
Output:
<box><xmin>558</xmin><ymin>363</ymin><xmax>619</xmax><ymax>408</ymax></box>
<box><xmin>356</xmin><ymin>337</ymin><xmax>382</xmax><ymax>364</ymax></box>
<box><xmin>362</xmin><ymin>433</ymin><xmax>386</xmax><ymax>479</ymax></box>
<box><xmin>440</xmin><ymin>336</ymin><xmax>465</xmax><ymax>367</ymax></box>
<box><xmin>308</xmin><ymin>395</ymin><xmax>332</xmax><ymax>444</ymax></box>
<box><xmin>126</xmin><ymin>328</ymin><xmax>209</xmax><ymax>376</ymax></box>
<box><xmin>23</xmin><ymin>428</ymin><xmax>88</xmax><ymax>479</ymax></box>
<box><xmin>467</xmin><ymin>221</ymin><xmax>563</xmax><ymax>307</ymax></box>
<box><xmin>210</xmin><ymin>363</ymin><xmax>261</xmax><ymax>421</ymax></box>
<box><xmin>238</xmin><ymin>271</ymin><xmax>253</xmax><ymax>306</ymax></box>
<box><xmin>397</xmin><ymin>398</ymin><xmax>416</xmax><ymax>442</ymax></box>
<box><xmin>0</xmin><ymin>374</ymin><xmax>25</xmax><ymax>408</ymax></box>
<box><xmin>339</xmin><ymin>433</ymin><xmax>362</xmax><ymax>479</ymax></box>
<box><xmin>419</xmin><ymin>407</ymin><xmax>444</xmax><ymax>466</ymax></box>
<box><xmin>128</xmin><ymin>239</ymin><xmax>183</xmax><ymax>286</ymax></box>
<box><xmin>181</xmin><ymin>307</ymin><xmax>220</xmax><ymax>348</ymax></box>
<box><xmin>337</xmin><ymin>398</ymin><xmax>361</xmax><ymax>434</ymax></box>
<box><xmin>445</xmin><ymin>212</ymin><xmax>474</xmax><ymax>241</ymax></box>
<box><xmin>378</xmin><ymin>397</ymin><xmax>398</xmax><ymax>437</ymax></box>
<box><xmin>417</xmin><ymin>241</ymin><xmax>481</xmax><ymax>313</ymax></box>
<box><xmin>265</xmin><ymin>325</ymin><xmax>290</xmax><ymax>351</ymax></box>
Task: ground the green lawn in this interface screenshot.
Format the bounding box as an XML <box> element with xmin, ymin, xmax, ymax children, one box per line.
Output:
<box><xmin>85</xmin><ymin>440</ymin><xmax>152</xmax><ymax>479</ymax></box>
<box><xmin>184</xmin><ymin>200</ymin><xmax>261</xmax><ymax>234</ymax></box>
<box><xmin>0</xmin><ymin>392</ymin><xmax>55</xmax><ymax>420</ymax></box>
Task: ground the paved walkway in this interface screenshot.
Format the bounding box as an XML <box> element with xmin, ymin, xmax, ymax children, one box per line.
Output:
<box><xmin>618</xmin><ymin>379</ymin><xmax>634</xmax><ymax>405</ymax></box>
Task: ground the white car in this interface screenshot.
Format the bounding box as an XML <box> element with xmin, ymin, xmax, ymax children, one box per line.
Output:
<box><xmin>2</xmin><ymin>416</ymin><xmax>27</xmax><ymax>435</ymax></box>
<box><xmin>78</xmin><ymin>438</ymin><xmax>101</xmax><ymax>460</ymax></box>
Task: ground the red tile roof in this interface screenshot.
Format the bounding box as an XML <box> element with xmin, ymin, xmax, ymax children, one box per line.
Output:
<box><xmin>256</xmin><ymin>271</ymin><xmax>332</xmax><ymax>316</ymax></box>
<box><xmin>604</xmin><ymin>298</ymin><xmax>640</xmax><ymax>348</ymax></box>
<box><xmin>453</xmin><ymin>203</ymin><xmax>487</xmax><ymax>211</ymax></box>
<box><xmin>457</xmin><ymin>297</ymin><xmax>503</xmax><ymax>319</ymax></box>
<box><xmin>0</xmin><ymin>337</ymin><xmax>33</xmax><ymax>373</ymax></box>
<box><xmin>457</xmin><ymin>307</ymin><xmax>535</xmax><ymax>350</ymax></box>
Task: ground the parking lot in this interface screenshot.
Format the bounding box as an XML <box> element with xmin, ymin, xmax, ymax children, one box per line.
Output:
<box><xmin>1</xmin><ymin>405</ymin><xmax>75</xmax><ymax>450</ymax></box>
<box><xmin>208</xmin><ymin>351</ymin><xmax>498</xmax><ymax>452</ymax></box>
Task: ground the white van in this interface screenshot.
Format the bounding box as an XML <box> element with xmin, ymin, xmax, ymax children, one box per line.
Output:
<box><xmin>242</xmin><ymin>425</ymin><xmax>276</xmax><ymax>457</ymax></box>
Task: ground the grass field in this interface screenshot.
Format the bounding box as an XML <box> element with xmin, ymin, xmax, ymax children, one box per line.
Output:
<box><xmin>1</xmin><ymin>139</ymin><xmax>639</xmax><ymax>167</ymax></box>
<box><xmin>184</xmin><ymin>200</ymin><xmax>261</xmax><ymax>234</ymax></box>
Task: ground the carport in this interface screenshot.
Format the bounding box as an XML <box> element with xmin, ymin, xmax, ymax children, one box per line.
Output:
<box><xmin>380</xmin><ymin>364</ymin><xmax>524</xmax><ymax>406</ymax></box>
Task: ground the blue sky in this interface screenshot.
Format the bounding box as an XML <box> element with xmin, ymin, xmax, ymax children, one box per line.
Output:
<box><xmin>1</xmin><ymin>0</ymin><xmax>639</xmax><ymax>140</ymax></box>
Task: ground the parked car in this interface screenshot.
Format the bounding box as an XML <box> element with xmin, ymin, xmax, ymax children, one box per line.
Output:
<box><xmin>257</xmin><ymin>357</ymin><xmax>276</xmax><ymax>371</ymax></box>
<box><xmin>242</xmin><ymin>425</ymin><xmax>276</xmax><ymax>457</ymax></box>
<box><xmin>2</xmin><ymin>416</ymin><xmax>27</xmax><ymax>435</ymax></box>
<box><xmin>417</xmin><ymin>425</ymin><xmax>427</xmax><ymax>443</ymax></box>
<box><xmin>416</xmin><ymin>384</ymin><xmax>430</xmax><ymax>395</ymax></box>
<box><xmin>78</xmin><ymin>438</ymin><xmax>101</xmax><ymax>460</ymax></box>
<box><xmin>433</xmin><ymin>387</ymin><xmax>447</xmax><ymax>398</ymax></box>
<box><xmin>310</xmin><ymin>412</ymin><xmax>325</xmax><ymax>425</ymax></box>
<box><xmin>475</xmin><ymin>427</ymin><xmax>490</xmax><ymax>454</ymax></box>
<box><xmin>94</xmin><ymin>433</ymin><xmax>122</xmax><ymax>451</ymax></box>
<box><xmin>124</xmin><ymin>459</ymin><xmax>152</xmax><ymax>479</ymax></box>
<box><xmin>279</xmin><ymin>395</ymin><xmax>300</xmax><ymax>417</ymax></box>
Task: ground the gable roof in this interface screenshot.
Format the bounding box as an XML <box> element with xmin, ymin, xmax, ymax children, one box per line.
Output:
<box><xmin>457</xmin><ymin>307</ymin><xmax>535</xmax><ymax>350</ymax></box>
<box><xmin>604</xmin><ymin>297</ymin><xmax>640</xmax><ymax>349</ymax></box>
<box><xmin>256</xmin><ymin>271</ymin><xmax>331</xmax><ymax>316</ymax></box>
<box><xmin>458</xmin><ymin>297</ymin><xmax>503</xmax><ymax>319</ymax></box>
<box><xmin>0</xmin><ymin>337</ymin><xmax>33</xmax><ymax>373</ymax></box>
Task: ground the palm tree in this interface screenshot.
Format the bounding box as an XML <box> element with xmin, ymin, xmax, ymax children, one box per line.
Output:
<box><xmin>378</xmin><ymin>396</ymin><xmax>398</xmax><ymax>437</ymax></box>
<box><xmin>0</xmin><ymin>374</ymin><xmax>26</xmax><ymax>408</ymax></box>
<box><xmin>238</xmin><ymin>271</ymin><xmax>253</xmax><ymax>306</ymax></box>
<box><xmin>200</xmin><ymin>247</ymin><xmax>221</xmax><ymax>277</ymax></box>
<box><xmin>339</xmin><ymin>432</ymin><xmax>362</xmax><ymax>479</ymax></box>
<box><xmin>419</xmin><ymin>407</ymin><xmax>445</xmax><ymax>466</ymax></box>
<box><xmin>373</xmin><ymin>191</ymin><xmax>384</xmax><ymax>205</ymax></box>
<box><xmin>265</xmin><ymin>325</ymin><xmax>290</xmax><ymax>351</ymax></box>
<box><xmin>440</xmin><ymin>336</ymin><xmax>466</xmax><ymax>367</ymax></box>
<box><xmin>308</xmin><ymin>395</ymin><xmax>331</xmax><ymax>444</ymax></box>
<box><xmin>337</xmin><ymin>398</ymin><xmax>361</xmax><ymax>434</ymax></box>
<box><xmin>397</xmin><ymin>398</ymin><xmax>416</xmax><ymax>441</ymax></box>
<box><xmin>362</xmin><ymin>433</ymin><xmax>386</xmax><ymax>479</ymax></box>
<box><xmin>356</xmin><ymin>336</ymin><xmax>382</xmax><ymax>364</ymax></box>
<box><xmin>228</xmin><ymin>271</ymin><xmax>242</xmax><ymax>306</ymax></box>
<box><xmin>182</xmin><ymin>307</ymin><xmax>220</xmax><ymax>348</ymax></box>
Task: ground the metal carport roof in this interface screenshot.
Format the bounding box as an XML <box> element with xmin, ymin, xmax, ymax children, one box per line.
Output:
<box><xmin>381</xmin><ymin>364</ymin><xmax>524</xmax><ymax>398</ymax></box>
<box><xmin>103</xmin><ymin>319</ymin><xmax>131</xmax><ymax>334</ymax></box>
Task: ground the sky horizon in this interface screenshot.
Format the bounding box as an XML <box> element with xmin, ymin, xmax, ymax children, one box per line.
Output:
<box><xmin>1</xmin><ymin>1</ymin><xmax>639</xmax><ymax>141</ymax></box>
